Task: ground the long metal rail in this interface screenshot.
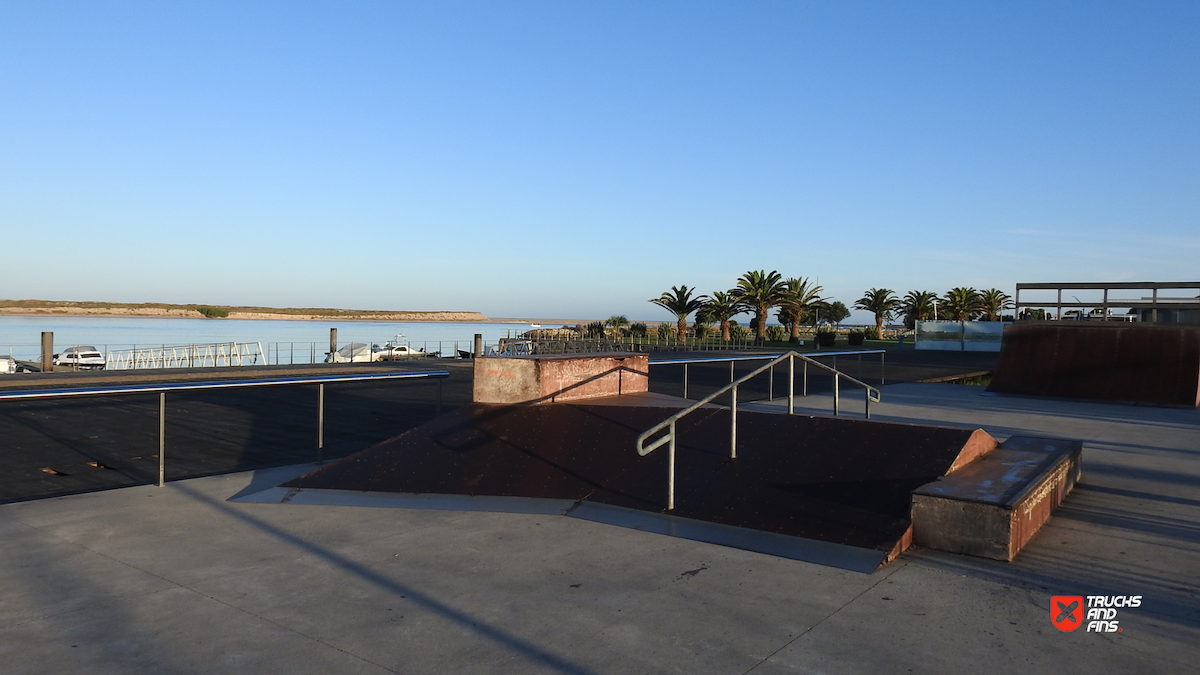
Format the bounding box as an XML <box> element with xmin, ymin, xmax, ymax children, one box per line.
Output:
<box><xmin>652</xmin><ymin>349</ymin><xmax>886</xmax><ymax>399</ymax></box>
<box><xmin>0</xmin><ymin>371</ymin><xmax>450</xmax><ymax>487</ymax></box>
<box><xmin>636</xmin><ymin>352</ymin><xmax>880</xmax><ymax>510</ymax></box>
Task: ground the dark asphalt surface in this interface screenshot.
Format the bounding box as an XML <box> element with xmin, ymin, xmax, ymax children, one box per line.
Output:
<box><xmin>0</xmin><ymin>346</ymin><xmax>996</xmax><ymax>504</ymax></box>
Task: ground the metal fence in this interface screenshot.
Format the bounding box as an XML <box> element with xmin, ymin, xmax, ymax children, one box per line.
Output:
<box><xmin>0</xmin><ymin>371</ymin><xmax>449</xmax><ymax>487</ymax></box>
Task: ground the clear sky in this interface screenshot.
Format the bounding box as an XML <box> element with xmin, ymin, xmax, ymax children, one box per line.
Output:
<box><xmin>2</xmin><ymin>2</ymin><xmax>1197</xmax><ymax>323</ymax></box>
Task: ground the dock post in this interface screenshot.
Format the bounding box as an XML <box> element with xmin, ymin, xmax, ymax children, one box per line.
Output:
<box><xmin>474</xmin><ymin>334</ymin><xmax>483</xmax><ymax>359</ymax></box>
<box><xmin>41</xmin><ymin>332</ymin><xmax>53</xmax><ymax>372</ymax></box>
<box><xmin>329</xmin><ymin>328</ymin><xmax>337</xmax><ymax>363</ymax></box>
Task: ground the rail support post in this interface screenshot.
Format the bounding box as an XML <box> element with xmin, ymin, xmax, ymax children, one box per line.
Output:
<box><xmin>158</xmin><ymin>392</ymin><xmax>166</xmax><ymax>487</ymax></box>
<box><xmin>730</xmin><ymin>384</ymin><xmax>738</xmax><ymax>459</ymax></box>
<box><xmin>833</xmin><ymin>374</ymin><xmax>840</xmax><ymax>416</ymax></box>
<box><xmin>317</xmin><ymin>383</ymin><xmax>325</xmax><ymax>462</ymax></box>
<box><xmin>788</xmin><ymin>356</ymin><xmax>795</xmax><ymax>414</ymax></box>
<box><xmin>667</xmin><ymin>421</ymin><xmax>676</xmax><ymax>511</ymax></box>
<box><xmin>683</xmin><ymin>363</ymin><xmax>689</xmax><ymax>399</ymax></box>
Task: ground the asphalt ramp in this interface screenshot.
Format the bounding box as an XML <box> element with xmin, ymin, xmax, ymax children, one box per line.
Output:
<box><xmin>241</xmin><ymin>400</ymin><xmax>995</xmax><ymax>572</ymax></box>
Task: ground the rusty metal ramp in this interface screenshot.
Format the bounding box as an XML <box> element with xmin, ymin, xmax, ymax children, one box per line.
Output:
<box><xmin>247</xmin><ymin>401</ymin><xmax>995</xmax><ymax>572</ymax></box>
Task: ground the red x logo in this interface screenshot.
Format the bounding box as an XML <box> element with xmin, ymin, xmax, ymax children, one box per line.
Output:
<box><xmin>1051</xmin><ymin>596</ymin><xmax>1084</xmax><ymax>632</ymax></box>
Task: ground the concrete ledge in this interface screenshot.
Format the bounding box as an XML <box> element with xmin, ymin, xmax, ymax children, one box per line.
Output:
<box><xmin>473</xmin><ymin>352</ymin><xmax>648</xmax><ymax>404</ymax></box>
<box><xmin>911</xmin><ymin>437</ymin><xmax>1082</xmax><ymax>561</ymax></box>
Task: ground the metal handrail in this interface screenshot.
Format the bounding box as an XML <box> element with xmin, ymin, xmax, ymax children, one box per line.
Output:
<box><xmin>635</xmin><ymin>352</ymin><xmax>880</xmax><ymax>510</ymax></box>
<box><xmin>652</xmin><ymin>349</ymin><xmax>886</xmax><ymax>400</ymax></box>
<box><xmin>0</xmin><ymin>371</ymin><xmax>450</xmax><ymax>488</ymax></box>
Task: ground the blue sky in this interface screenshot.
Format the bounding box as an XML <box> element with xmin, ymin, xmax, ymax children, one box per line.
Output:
<box><xmin>2</xmin><ymin>2</ymin><xmax>1197</xmax><ymax>323</ymax></box>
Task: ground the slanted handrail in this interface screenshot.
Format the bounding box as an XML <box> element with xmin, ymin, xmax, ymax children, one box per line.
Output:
<box><xmin>635</xmin><ymin>351</ymin><xmax>880</xmax><ymax>510</ymax></box>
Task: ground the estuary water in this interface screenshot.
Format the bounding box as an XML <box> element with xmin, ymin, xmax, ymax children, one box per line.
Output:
<box><xmin>0</xmin><ymin>315</ymin><xmax>545</xmax><ymax>360</ymax></box>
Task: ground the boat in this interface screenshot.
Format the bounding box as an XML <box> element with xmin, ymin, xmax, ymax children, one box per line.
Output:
<box><xmin>324</xmin><ymin>343</ymin><xmax>374</xmax><ymax>363</ymax></box>
<box><xmin>373</xmin><ymin>335</ymin><xmax>432</xmax><ymax>360</ymax></box>
<box><xmin>53</xmin><ymin>346</ymin><xmax>107</xmax><ymax>370</ymax></box>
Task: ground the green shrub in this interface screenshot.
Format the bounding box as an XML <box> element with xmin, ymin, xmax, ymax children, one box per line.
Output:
<box><xmin>196</xmin><ymin>306</ymin><xmax>228</xmax><ymax>318</ymax></box>
<box><xmin>694</xmin><ymin>323</ymin><xmax>712</xmax><ymax>340</ymax></box>
<box><xmin>657</xmin><ymin>323</ymin><xmax>676</xmax><ymax>340</ymax></box>
<box><xmin>585</xmin><ymin>321</ymin><xmax>606</xmax><ymax>338</ymax></box>
<box><xmin>629</xmin><ymin>322</ymin><xmax>648</xmax><ymax>338</ymax></box>
<box><xmin>765</xmin><ymin>325</ymin><xmax>788</xmax><ymax>342</ymax></box>
<box><xmin>847</xmin><ymin>330</ymin><xmax>866</xmax><ymax>346</ymax></box>
<box><xmin>729</xmin><ymin>324</ymin><xmax>750</xmax><ymax>341</ymax></box>
<box><xmin>863</xmin><ymin>326</ymin><xmax>880</xmax><ymax>340</ymax></box>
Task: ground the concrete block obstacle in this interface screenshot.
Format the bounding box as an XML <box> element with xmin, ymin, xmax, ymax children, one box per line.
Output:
<box><xmin>912</xmin><ymin>437</ymin><xmax>1082</xmax><ymax>561</ymax></box>
<box><xmin>472</xmin><ymin>352</ymin><xmax>648</xmax><ymax>404</ymax></box>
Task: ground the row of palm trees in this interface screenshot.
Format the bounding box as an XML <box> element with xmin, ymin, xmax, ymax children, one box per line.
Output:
<box><xmin>650</xmin><ymin>272</ymin><xmax>1015</xmax><ymax>342</ymax></box>
<box><xmin>859</xmin><ymin>287</ymin><xmax>1016</xmax><ymax>330</ymax></box>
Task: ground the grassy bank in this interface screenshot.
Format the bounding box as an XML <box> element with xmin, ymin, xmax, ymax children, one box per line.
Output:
<box><xmin>0</xmin><ymin>299</ymin><xmax>489</xmax><ymax>322</ymax></box>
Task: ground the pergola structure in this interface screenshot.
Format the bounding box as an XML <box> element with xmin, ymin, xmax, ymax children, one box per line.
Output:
<box><xmin>1014</xmin><ymin>281</ymin><xmax>1200</xmax><ymax>323</ymax></box>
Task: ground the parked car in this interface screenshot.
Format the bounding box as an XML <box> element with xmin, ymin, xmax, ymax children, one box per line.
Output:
<box><xmin>53</xmin><ymin>346</ymin><xmax>107</xmax><ymax>370</ymax></box>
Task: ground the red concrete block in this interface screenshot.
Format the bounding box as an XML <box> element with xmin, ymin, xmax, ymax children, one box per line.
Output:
<box><xmin>473</xmin><ymin>353</ymin><xmax>649</xmax><ymax>404</ymax></box>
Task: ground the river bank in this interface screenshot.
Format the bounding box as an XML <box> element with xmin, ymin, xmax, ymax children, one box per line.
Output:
<box><xmin>0</xmin><ymin>300</ymin><xmax>492</xmax><ymax>322</ymax></box>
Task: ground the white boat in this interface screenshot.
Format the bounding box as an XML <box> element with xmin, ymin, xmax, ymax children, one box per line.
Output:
<box><xmin>324</xmin><ymin>343</ymin><xmax>374</xmax><ymax>363</ymax></box>
<box><xmin>373</xmin><ymin>335</ymin><xmax>431</xmax><ymax>360</ymax></box>
<box><xmin>53</xmin><ymin>346</ymin><xmax>107</xmax><ymax>370</ymax></box>
<box><xmin>529</xmin><ymin>323</ymin><xmax>542</xmax><ymax>329</ymax></box>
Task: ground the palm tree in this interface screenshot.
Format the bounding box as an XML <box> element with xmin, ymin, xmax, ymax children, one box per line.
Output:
<box><xmin>942</xmin><ymin>287</ymin><xmax>983</xmax><ymax>321</ymax></box>
<box><xmin>702</xmin><ymin>291</ymin><xmax>748</xmax><ymax>342</ymax></box>
<box><xmin>778</xmin><ymin>277</ymin><xmax>824</xmax><ymax>343</ymax></box>
<box><xmin>606</xmin><ymin>315</ymin><xmax>630</xmax><ymax>337</ymax></box>
<box><xmin>855</xmin><ymin>288</ymin><xmax>900</xmax><ymax>336</ymax></box>
<box><xmin>978</xmin><ymin>289</ymin><xmax>1013</xmax><ymax>321</ymax></box>
<box><xmin>902</xmin><ymin>290</ymin><xmax>940</xmax><ymax>326</ymax></box>
<box><xmin>650</xmin><ymin>285</ymin><xmax>708</xmax><ymax>339</ymax></box>
<box><xmin>732</xmin><ymin>270</ymin><xmax>785</xmax><ymax>342</ymax></box>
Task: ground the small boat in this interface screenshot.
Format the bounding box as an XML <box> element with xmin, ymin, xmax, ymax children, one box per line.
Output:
<box><xmin>373</xmin><ymin>335</ymin><xmax>431</xmax><ymax>360</ymax></box>
<box><xmin>529</xmin><ymin>323</ymin><xmax>542</xmax><ymax>329</ymax></box>
<box><xmin>324</xmin><ymin>343</ymin><xmax>373</xmax><ymax>363</ymax></box>
<box><xmin>53</xmin><ymin>346</ymin><xmax>107</xmax><ymax>370</ymax></box>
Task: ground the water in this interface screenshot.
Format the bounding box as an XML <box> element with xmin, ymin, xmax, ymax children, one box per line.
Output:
<box><xmin>0</xmin><ymin>315</ymin><xmax>552</xmax><ymax>361</ymax></box>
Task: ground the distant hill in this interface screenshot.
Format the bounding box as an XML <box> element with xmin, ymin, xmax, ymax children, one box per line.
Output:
<box><xmin>0</xmin><ymin>300</ymin><xmax>490</xmax><ymax>322</ymax></box>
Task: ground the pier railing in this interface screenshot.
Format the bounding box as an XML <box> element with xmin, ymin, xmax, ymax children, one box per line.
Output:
<box><xmin>106</xmin><ymin>342</ymin><xmax>267</xmax><ymax>370</ymax></box>
<box><xmin>0</xmin><ymin>371</ymin><xmax>449</xmax><ymax>487</ymax></box>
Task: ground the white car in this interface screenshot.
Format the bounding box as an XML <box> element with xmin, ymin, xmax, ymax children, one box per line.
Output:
<box><xmin>53</xmin><ymin>346</ymin><xmax>107</xmax><ymax>370</ymax></box>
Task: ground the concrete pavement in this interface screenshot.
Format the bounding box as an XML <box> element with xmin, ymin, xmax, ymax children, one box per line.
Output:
<box><xmin>1</xmin><ymin>383</ymin><xmax>1197</xmax><ymax>674</ymax></box>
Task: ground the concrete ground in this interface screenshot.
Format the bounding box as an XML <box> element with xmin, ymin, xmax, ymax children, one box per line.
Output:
<box><xmin>1</xmin><ymin>383</ymin><xmax>1197</xmax><ymax>674</ymax></box>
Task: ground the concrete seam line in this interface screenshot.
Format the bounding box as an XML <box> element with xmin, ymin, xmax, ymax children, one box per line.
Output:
<box><xmin>12</xmin><ymin>502</ymin><xmax>402</xmax><ymax>673</ymax></box>
<box><xmin>738</xmin><ymin>562</ymin><xmax>908</xmax><ymax>675</ymax></box>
